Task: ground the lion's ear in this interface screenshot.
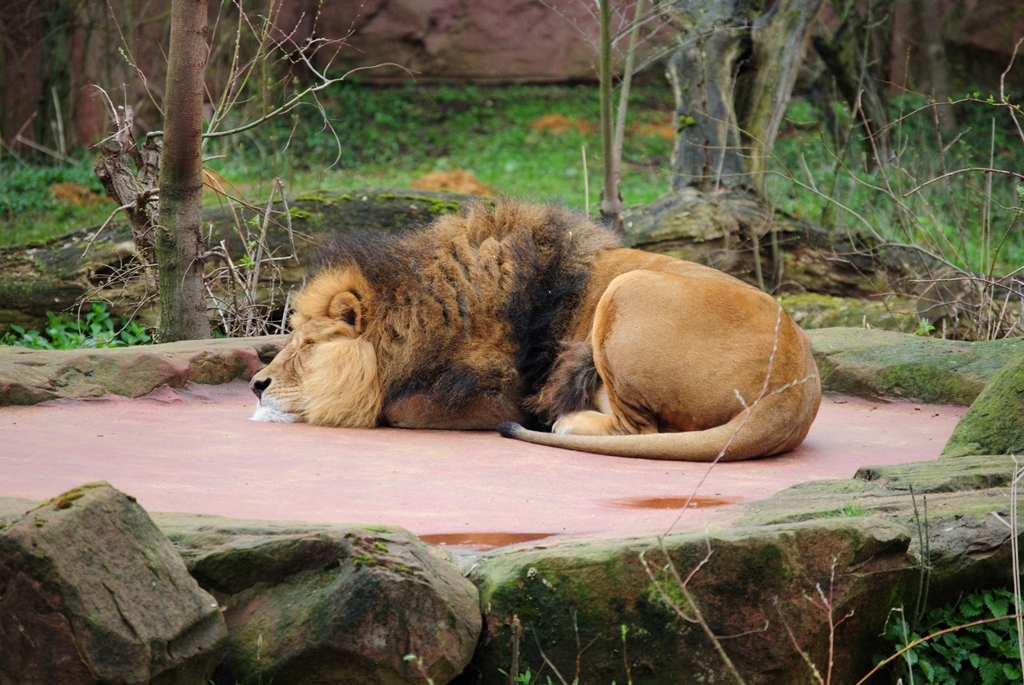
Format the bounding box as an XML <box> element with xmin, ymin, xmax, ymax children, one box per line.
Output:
<box><xmin>328</xmin><ymin>291</ymin><xmax>364</xmax><ymax>334</ymax></box>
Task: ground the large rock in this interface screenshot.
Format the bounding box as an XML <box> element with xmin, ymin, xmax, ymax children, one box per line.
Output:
<box><xmin>470</xmin><ymin>519</ymin><xmax>915</xmax><ymax>685</ymax></box>
<box><xmin>163</xmin><ymin>517</ymin><xmax>482</xmax><ymax>685</ymax></box>
<box><xmin>0</xmin><ymin>335</ymin><xmax>285</xmax><ymax>406</ymax></box>
<box><xmin>808</xmin><ymin>327</ymin><xmax>1024</xmax><ymax>404</ymax></box>
<box><xmin>467</xmin><ymin>454</ymin><xmax>1017</xmax><ymax>685</ymax></box>
<box><xmin>942</xmin><ymin>352</ymin><xmax>1024</xmax><ymax>457</ymax></box>
<box><xmin>0</xmin><ymin>482</ymin><xmax>227</xmax><ymax>685</ymax></box>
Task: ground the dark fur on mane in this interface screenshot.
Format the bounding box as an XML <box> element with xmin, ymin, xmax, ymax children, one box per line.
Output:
<box><xmin>315</xmin><ymin>201</ymin><xmax>619</xmax><ymax>421</ymax></box>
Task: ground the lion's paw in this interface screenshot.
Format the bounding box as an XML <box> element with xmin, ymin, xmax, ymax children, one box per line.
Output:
<box><xmin>552</xmin><ymin>410</ymin><xmax>616</xmax><ymax>436</ymax></box>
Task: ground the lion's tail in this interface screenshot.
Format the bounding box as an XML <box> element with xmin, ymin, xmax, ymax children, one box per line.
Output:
<box><xmin>498</xmin><ymin>390</ymin><xmax>817</xmax><ymax>462</ymax></box>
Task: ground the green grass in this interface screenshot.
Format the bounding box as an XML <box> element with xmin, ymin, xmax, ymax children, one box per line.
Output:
<box><xmin>206</xmin><ymin>82</ymin><xmax>674</xmax><ymax>214</ymax></box>
<box><xmin>0</xmin><ymin>160</ymin><xmax>116</xmax><ymax>247</ymax></box>
<box><xmin>767</xmin><ymin>94</ymin><xmax>1024</xmax><ymax>274</ymax></box>
<box><xmin>6</xmin><ymin>80</ymin><xmax>1023</xmax><ymax>279</ymax></box>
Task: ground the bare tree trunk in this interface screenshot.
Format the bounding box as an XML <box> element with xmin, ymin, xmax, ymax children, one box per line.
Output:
<box><xmin>663</xmin><ymin>0</ymin><xmax>826</xmax><ymax>193</ymax></box>
<box><xmin>914</xmin><ymin>0</ymin><xmax>956</xmax><ymax>136</ymax></box>
<box><xmin>598</xmin><ymin>0</ymin><xmax>621</xmax><ymax>225</ymax></box>
<box><xmin>156</xmin><ymin>0</ymin><xmax>210</xmax><ymax>341</ymax></box>
<box><xmin>94</xmin><ymin>106</ymin><xmax>161</xmax><ymax>264</ymax></box>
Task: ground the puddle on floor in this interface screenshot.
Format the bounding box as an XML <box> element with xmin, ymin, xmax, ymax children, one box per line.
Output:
<box><xmin>419</xmin><ymin>532</ymin><xmax>554</xmax><ymax>551</ymax></box>
<box><xmin>602</xmin><ymin>496</ymin><xmax>741</xmax><ymax>510</ymax></box>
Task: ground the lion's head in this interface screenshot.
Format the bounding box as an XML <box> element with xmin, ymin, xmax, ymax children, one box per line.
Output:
<box><xmin>249</xmin><ymin>267</ymin><xmax>382</xmax><ymax>427</ymax></box>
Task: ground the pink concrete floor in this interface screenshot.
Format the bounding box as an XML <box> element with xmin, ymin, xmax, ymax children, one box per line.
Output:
<box><xmin>0</xmin><ymin>381</ymin><xmax>965</xmax><ymax>549</ymax></box>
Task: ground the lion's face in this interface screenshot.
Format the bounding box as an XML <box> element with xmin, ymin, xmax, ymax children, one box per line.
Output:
<box><xmin>249</xmin><ymin>269</ymin><xmax>382</xmax><ymax>427</ymax></box>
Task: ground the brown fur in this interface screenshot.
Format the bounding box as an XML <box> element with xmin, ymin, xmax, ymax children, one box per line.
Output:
<box><xmin>251</xmin><ymin>200</ymin><xmax>618</xmax><ymax>429</ymax></box>
<box><xmin>250</xmin><ymin>200</ymin><xmax>821</xmax><ymax>461</ymax></box>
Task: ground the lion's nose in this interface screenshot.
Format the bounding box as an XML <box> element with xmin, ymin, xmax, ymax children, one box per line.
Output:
<box><xmin>250</xmin><ymin>376</ymin><xmax>271</xmax><ymax>398</ymax></box>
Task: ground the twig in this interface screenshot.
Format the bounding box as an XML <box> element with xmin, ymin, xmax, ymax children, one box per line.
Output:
<box><xmin>775</xmin><ymin>596</ymin><xmax>825</xmax><ymax>685</ymax></box>
<box><xmin>902</xmin><ymin>167</ymin><xmax>1024</xmax><ymax>198</ymax></box>
<box><xmin>531</xmin><ymin>625</ymin><xmax>572</xmax><ymax>685</ymax></box>
<box><xmin>509</xmin><ymin>615</ymin><xmax>521</xmax><ymax>685</ymax></box>
<box><xmin>14</xmin><ymin>134</ymin><xmax>80</xmax><ymax>165</ymax></box>
<box><xmin>82</xmin><ymin>202</ymin><xmax>137</xmax><ymax>257</ymax></box>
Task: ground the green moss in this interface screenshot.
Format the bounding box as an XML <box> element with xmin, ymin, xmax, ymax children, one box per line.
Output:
<box><xmin>818</xmin><ymin>503</ymin><xmax>868</xmax><ymax>518</ymax></box>
<box><xmin>876</xmin><ymin>362</ymin><xmax>978</xmax><ymax>406</ymax></box>
<box><xmin>372</xmin><ymin>541</ymin><xmax>389</xmax><ymax>552</ymax></box>
<box><xmin>393</xmin><ymin>193</ymin><xmax>463</xmax><ymax>215</ymax></box>
<box><xmin>353</xmin><ymin>554</ymin><xmax>376</xmax><ymax>567</ymax></box>
<box><xmin>857</xmin><ymin>454</ymin><xmax>1014</xmax><ymax>489</ymax></box>
<box><xmin>943</xmin><ymin>352</ymin><xmax>1024</xmax><ymax>456</ymax></box>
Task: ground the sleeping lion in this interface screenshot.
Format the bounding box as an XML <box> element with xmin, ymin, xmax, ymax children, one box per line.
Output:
<box><xmin>249</xmin><ymin>200</ymin><xmax>820</xmax><ymax>461</ymax></box>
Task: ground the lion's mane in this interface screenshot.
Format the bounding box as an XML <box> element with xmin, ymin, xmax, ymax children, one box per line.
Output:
<box><xmin>314</xmin><ymin>201</ymin><xmax>619</xmax><ymax>422</ymax></box>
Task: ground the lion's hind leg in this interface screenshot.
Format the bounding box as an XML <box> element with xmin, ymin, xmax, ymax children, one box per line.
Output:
<box><xmin>529</xmin><ymin>341</ymin><xmax>600</xmax><ymax>419</ymax></box>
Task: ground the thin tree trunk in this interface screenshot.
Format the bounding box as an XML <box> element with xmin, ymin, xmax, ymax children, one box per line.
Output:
<box><xmin>598</xmin><ymin>0</ymin><xmax>619</xmax><ymax>224</ymax></box>
<box><xmin>156</xmin><ymin>0</ymin><xmax>210</xmax><ymax>341</ymax></box>
<box><xmin>605</xmin><ymin>0</ymin><xmax>646</xmax><ymax>232</ymax></box>
<box><xmin>738</xmin><ymin>0</ymin><xmax>828</xmax><ymax>192</ymax></box>
<box><xmin>915</xmin><ymin>0</ymin><xmax>956</xmax><ymax>136</ymax></box>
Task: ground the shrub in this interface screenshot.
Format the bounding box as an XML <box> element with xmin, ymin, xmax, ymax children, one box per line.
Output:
<box><xmin>1</xmin><ymin>303</ymin><xmax>151</xmax><ymax>350</ymax></box>
<box><xmin>883</xmin><ymin>588</ymin><xmax>1022</xmax><ymax>685</ymax></box>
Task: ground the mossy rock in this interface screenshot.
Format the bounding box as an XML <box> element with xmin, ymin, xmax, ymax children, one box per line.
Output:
<box><xmin>0</xmin><ymin>335</ymin><xmax>286</xmax><ymax>406</ymax></box>
<box><xmin>942</xmin><ymin>352</ymin><xmax>1024</xmax><ymax>456</ymax></box>
<box><xmin>781</xmin><ymin>292</ymin><xmax>916</xmax><ymax>332</ymax></box>
<box><xmin>807</xmin><ymin>327</ymin><xmax>1024</xmax><ymax>404</ymax></box>
<box><xmin>469</xmin><ymin>518</ymin><xmax>915</xmax><ymax>685</ymax></box>
<box><xmin>160</xmin><ymin>514</ymin><xmax>481</xmax><ymax>685</ymax></box>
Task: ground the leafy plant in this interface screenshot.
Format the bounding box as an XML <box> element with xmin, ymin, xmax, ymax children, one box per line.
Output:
<box><xmin>1</xmin><ymin>303</ymin><xmax>151</xmax><ymax>349</ymax></box>
<box><xmin>915</xmin><ymin>318</ymin><xmax>937</xmax><ymax>336</ymax></box>
<box><xmin>883</xmin><ymin>588</ymin><xmax>1022</xmax><ymax>685</ymax></box>
<box><xmin>496</xmin><ymin>668</ymin><xmax>575</xmax><ymax>685</ymax></box>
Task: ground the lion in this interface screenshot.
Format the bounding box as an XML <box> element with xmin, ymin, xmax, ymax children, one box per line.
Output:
<box><xmin>249</xmin><ymin>200</ymin><xmax>821</xmax><ymax>462</ymax></box>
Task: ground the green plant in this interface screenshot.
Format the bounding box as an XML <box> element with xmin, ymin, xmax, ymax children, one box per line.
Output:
<box><xmin>0</xmin><ymin>303</ymin><xmax>151</xmax><ymax>349</ymax></box>
<box><xmin>915</xmin><ymin>318</ymin><xmax>937</xmax><ymax>336</ymax></box>
<box><xmin>768</xmin><ymin>85</ymin><xmax>1024</xmax><ymax>340</ymax></box>
<box><xmin>818</xmin><ymin>503</ymin><xmax>868</xmax><ymax>518</ymax></box>
<box><xmin>883</xmin><ymin>588</ymin><xmax>1022</xmax><ymax>685</ymax></box>
<box><xmin>403</xmin><ymin>654</ymin><xmax>435</xmax><ymax>685</ymax></box>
